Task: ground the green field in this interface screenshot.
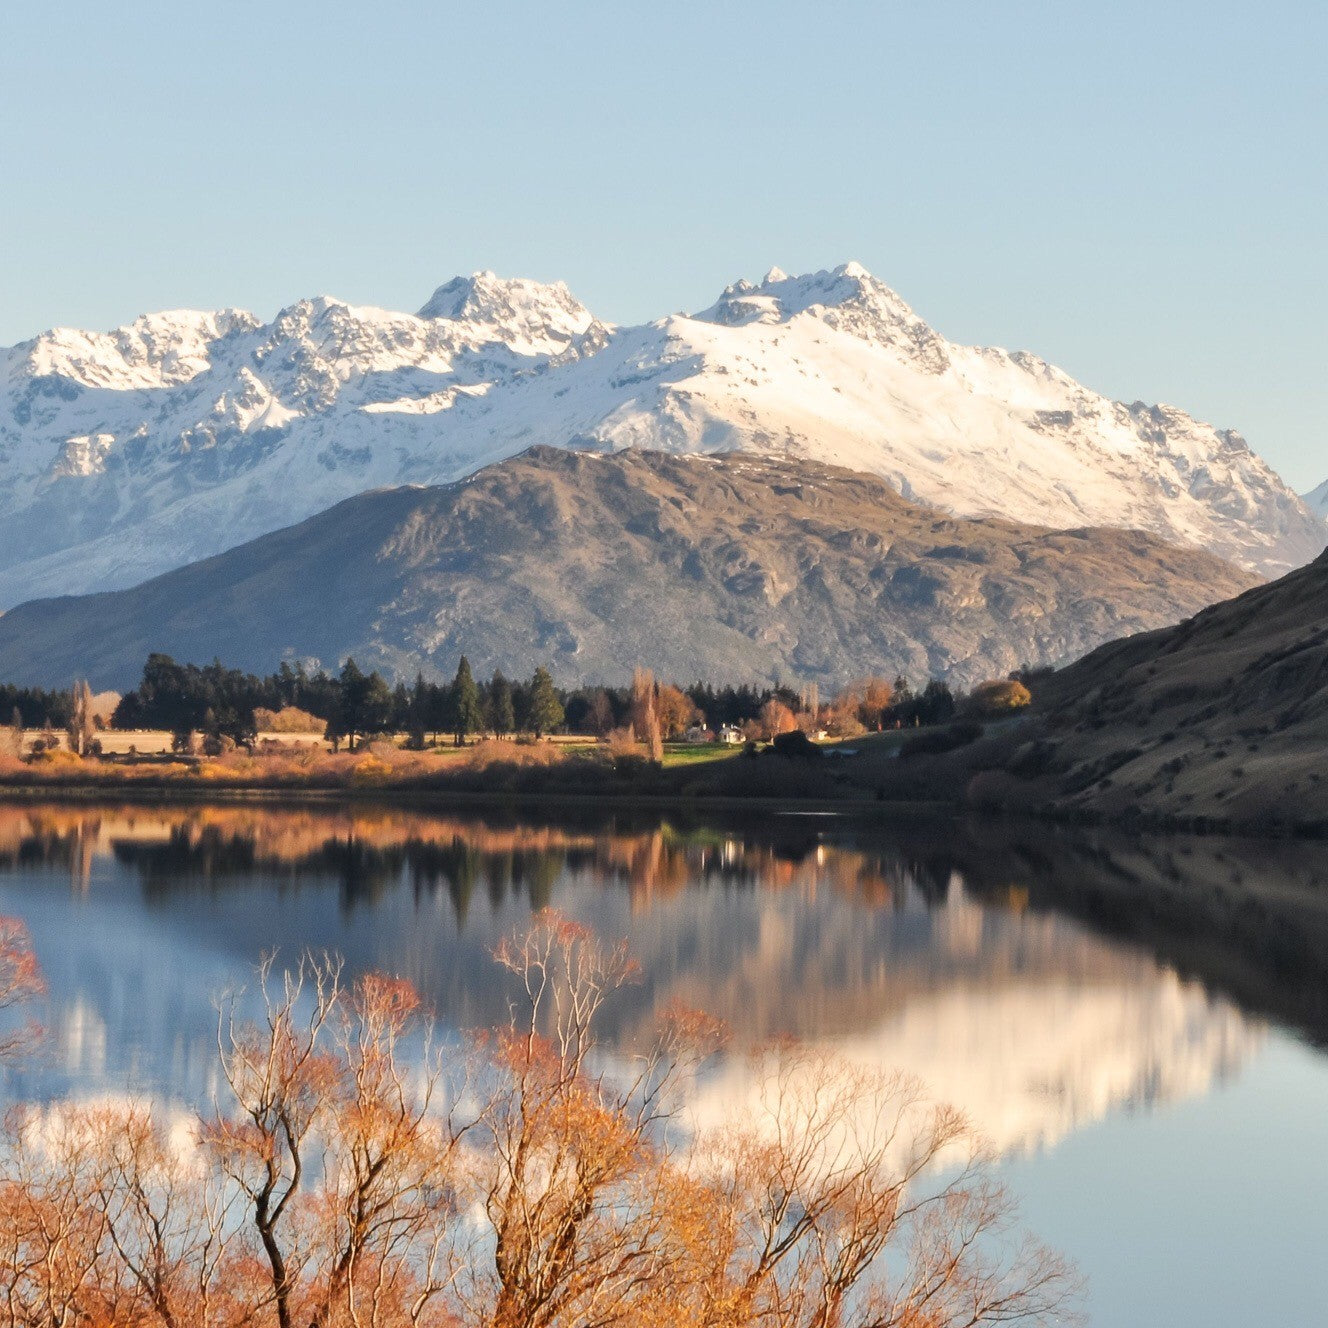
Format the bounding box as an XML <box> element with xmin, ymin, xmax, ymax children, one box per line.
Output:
<box><xmin>661</xmin><ymin>742</ymin><xmax>741</xmax><ymax>767</ymax></box>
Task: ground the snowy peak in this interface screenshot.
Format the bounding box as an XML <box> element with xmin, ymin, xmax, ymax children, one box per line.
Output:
<box><xmin>695</xmin><ymin>261</ymin><xmax>949</xmax><ymax>371</ymax></box>
<box><xmin>700</xmin><ymin>260</ymin><xmax>904</xmax><ymax>321</ymax></box>
<box><xmin>0</xmin><ymin>261</ymin><xmax>1322</xmax><ymax>607</ymax></box>
<box><xmin>417</xmin><ymin>271</ymin><xmax>597</xmax><ymax>351</ymax></box>
<box><xmin>11</xmin><ymin>307</ymin><xmax>259</xmax><ymax>391</ymax></box>
<box><xmin>1305</xmin><ymin>480</ymin><xmax>1328</xmax><ymax>521</ymax></box>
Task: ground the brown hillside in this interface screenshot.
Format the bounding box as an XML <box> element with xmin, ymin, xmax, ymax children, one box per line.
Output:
<box><xmin>997</xmin><ymin>549</ymin><xmax>1328</xmax><ymax>828</ymax></box>
<box><xmin>0</xmin><ymin>447</ymin><xmax>1257</xmax><ymax>692</ymax></box>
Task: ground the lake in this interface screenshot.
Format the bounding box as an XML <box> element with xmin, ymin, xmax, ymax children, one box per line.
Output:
<box><xmin>0</xmin><ymin>798</ymin><xmax>1325</xmax><ymax>1326</ymax></box>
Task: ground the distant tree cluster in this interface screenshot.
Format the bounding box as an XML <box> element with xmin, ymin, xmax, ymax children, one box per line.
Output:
<box><xmin>108</xmin><ymin>654</ymin><xmax>570</xmax><ymax>752</ymax></box>
<box><xmin>561</xmin><ymin>681</ymin><xmax>773</xmax><ymax>738</ymax></box>
<box><xmin>112</xmin><ymin>656</ymin><xmax>270</xmax><ymax>749</ymax></box>
<box><xmin>820</xmin><ymin>676</ymin><xmax>960</xmax><ymax>737</ymax></box>
<box><xmin>2</xmin><ymin>652</ymin><xmax>1032</xmax><ymax>758</ymax></box>
<box><xmin>0</xmin><ymin>683</ymin><xmax>72</xmax><ymax>731</ymax></box>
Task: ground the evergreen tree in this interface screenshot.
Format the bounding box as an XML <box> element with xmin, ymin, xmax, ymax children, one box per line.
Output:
<box><xmin>919</xmin><ymin>679</ymin><xmax>956</xmax><ymax>725</ymax></box>
<box><xmin>524</xmin><ymin>667</ymin><xmax>564</xmax><ymax>739</ymax></box>
<box><xmin>487</xmin><ymin>669</ymin><xmax>516</xmax><ymax>736</ymax></box>
<box><xmin>450</xmin><ymin>656</ymin><xmax>483</xmax><ymax>746</ymax></box>
<box><xmin>333</xmin><ymin>658</ymin><xmax>392</xmax><ymax>751</ymax></box>
<box><xmin>423</xmin><ymin>679</ymin><xmax>447</xmax><ymax>745</ymax></box>
<box><xmin>407</xmin><ymin>672</ymin><xmax>429</xmax><ymax>749</ymax></box>
<box><xmin>390</xmin><ymin>681</ymin><xmax>411</xmax><ymax>733</ymax></box>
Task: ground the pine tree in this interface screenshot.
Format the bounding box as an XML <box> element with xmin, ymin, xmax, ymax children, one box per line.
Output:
<box><xmin>488</xmin><ymin>670</ymin><xmax>516</xmax><ymax>736</ymax></box>
<box><xmin>408</xmin><ymin>672</ymin><xmax>429</xmax><ymax>750</ymax></box>
<box><xmin>451</xmin><ymin>656</ymin><xmax>483</xmax><ymax>746</ymax></box>
<box><xmin>335</xmin><ymin>658</ymin><xmax>392</xmax><ymax>751</ymax></box>
<box><xmin>525</xmin><ymin>667</ymin><xmax>564</xmax><ymax>739</ymax></box>
<box><xmin>335</xmin><ymin>658</ymin><xmax>367</xmax><ymax>751</ymax></box>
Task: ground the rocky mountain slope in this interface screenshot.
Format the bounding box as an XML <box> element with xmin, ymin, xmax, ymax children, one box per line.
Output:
<box><xmin>1</xmin><ymin>263</ymin><xmax>1321</xmax><ymax>606</ymax></box>
<box><xmin>968</xmin><ymin>547</ymin><xmax>1328</xmax><ymax>830</ymax></box>
<box><xmin>0</xmin><ymin>447</ymin><xmax>1256</xmax><ymax>692</ymax></box>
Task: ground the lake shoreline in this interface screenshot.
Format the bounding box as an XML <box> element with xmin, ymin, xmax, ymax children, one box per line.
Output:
<box><xmin>0</xmin><ymin>778</ymin><xmax>957</xmax><ymax>821</ymax></box>
<box><xmin>3</xmin><ymin>772</ymin><xmax>1328</xmax><ymax>841</ymax></box>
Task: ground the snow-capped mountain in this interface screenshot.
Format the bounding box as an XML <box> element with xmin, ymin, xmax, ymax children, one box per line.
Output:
<box><xmin>1</xmin><ymin>262</ymin><xmax>1321</xmax><ymax>607</ymax></box>
<box><xmin>1305</xmin><ymin>480</ymin><xmax>1328</xmax><ymax>521</ymax></box>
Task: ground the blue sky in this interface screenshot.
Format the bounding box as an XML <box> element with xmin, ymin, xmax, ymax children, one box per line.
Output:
<box><xmin>1</xmin><ymin>1</ymin><xmax>1323</xmax><ymax>489</ymax></box>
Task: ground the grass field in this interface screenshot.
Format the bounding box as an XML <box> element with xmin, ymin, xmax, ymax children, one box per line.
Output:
<box><xmin>23</xmin><ymin>730</ymin><xmax>741</xmax><ymax>763</ymax></box>
<box><xmin>93</xmin><ymin>730</ymin><xmax>328</xmax><ymax>756</ymax></box>
<box><xmin>660</xmin><ymin>742</ymin><xmax>739</xmax><ymax>767</ymax></box>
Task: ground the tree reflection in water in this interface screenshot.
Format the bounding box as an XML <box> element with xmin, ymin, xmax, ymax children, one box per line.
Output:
<box><xmin>0</xmin><ymin>799</ymin><xmax>1325</xmax><ymax>1157</ymax></box>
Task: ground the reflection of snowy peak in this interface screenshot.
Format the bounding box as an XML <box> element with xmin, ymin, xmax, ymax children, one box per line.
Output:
<box><xmin>689</xmin><ymin>971</ymin><xmax>1256</xmax><ymax>1163</ymax></box>
<box><xmin>2</xmin><ymin>806</ymin><xmax>1264</xmax><ymax>1163</ymax></box>
<box><xmin>668</xmin><ymin>877</ymin><xmax>1260</xmax><ymax>1161</ymax></box>
<box><xmin>1</xmin><ymin>262</ymin><xmax>1321</xmax><ymax>605</ymax></box>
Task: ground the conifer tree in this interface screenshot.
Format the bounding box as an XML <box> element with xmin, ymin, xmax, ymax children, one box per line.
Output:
<box><xmin>333</xmin><ymin>658</ymin><xmax>392</xmax><ymax>751</ymax></box>
<box><xmin>488</xmin><ymin>669</ymin><xmax>516</xmax><ymax>736</ymax></box>
<box><xmin>408</xmin><ymin>672</ymin><xmax>429</xmax><ymax>749</ymax></box>
<box><xmin>524</xmin><ymin>667</ymin><xmax>564</xmax><ymax>739</ymax></box>
<box><xmin>450</xmin><ymin>656</ymin><xmax>483</xmax><ymax>746</ymax></box>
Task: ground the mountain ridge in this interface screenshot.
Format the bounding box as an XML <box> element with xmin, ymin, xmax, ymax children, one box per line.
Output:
<box><xmin>2</xmin><ymin>262</ymin><xmax>1321</xmax><ymax>607</ymax></box>
<box><xmin>0</xmin><ymin>447</ymin><xmax>1258</xmax><ymax>693</ymax></box>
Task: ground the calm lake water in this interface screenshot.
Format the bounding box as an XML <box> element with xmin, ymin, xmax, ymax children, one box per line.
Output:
<box><xmin>0</xmin><ymin>798</ymin><xmax>1325</xmax><ymax>1327</ymax></box>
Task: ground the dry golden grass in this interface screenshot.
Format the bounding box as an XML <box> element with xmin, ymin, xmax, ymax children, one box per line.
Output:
<box><xmin>0</xmin><ymin>733</ymin><xmax>596</xmax><ymax>792</ymax></box>
<box><xmin>463</xmin><ymin>737</ymin><xmax>564</xmax><ymax>770</ymax></box>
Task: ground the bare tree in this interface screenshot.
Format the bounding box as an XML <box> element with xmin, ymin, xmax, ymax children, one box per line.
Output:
<box><xmin>468</xmin><ymin>912</ymin><xmax>719</xmax><ymax>1328</ymax></box>
<box><xmin>630</xmin><ymin>669</ymin><xmax>663</xmax><ymax>763</ymax></box>
<box><xmin>686</xmin><ymin>1049</ymin><xmax>1081</xmax><ymax>1328</ymax></box>
<box><xmin>0</xmin><ymin>709</ymin><xmax>22</xmax><ymax>761</ymax></box>
<box><xmin>207</xmin><ymin>955</ymin><xmax>469</xmax><ymax>1328</ymax></box>
<box><xmin>0</xmin><ymin>917</ymin><xmax>44</xmax><ymax>1063</ymax></box>
<box><xmin>89</xmin><ymin>1105</ymin><xmax>237</xmax><ymax>1328</ymax></box>
<box><xmin>799</xmin><ymin>683</ymin><xmax>821</xmax><ymax>734</ymax></box>
<box><xmin>759</xmin><ymin>698</ymin><xmax>798</xmax><ymax>740</ymax></box>
<box><xmin>66</xmin><ymin>681</ymin><xmax>95</xmax><ymax>758</ymax></box>
<box><xmin>0</xmin><ymin>1107</ymin><xmax>114</xmax><ymax>1328</ymax></box>
<box><xmin>586</xmin><ymin>690</ymin><xmax>615</xmax><ymax>739</ymax></box>
<box><xmin>207</xmin><ymin>952</ymin><xmax>343</xmax><ymax>1328</ymax></box>
<box><xmin>0</xmin><ymin>922</ymin><xmax>1079</xmax><ymax>1328</ymax></box>
<box><xmin>306</xmin><ymin>972</ymin><xmax>465</xmax><ymax>1328</ymax></box>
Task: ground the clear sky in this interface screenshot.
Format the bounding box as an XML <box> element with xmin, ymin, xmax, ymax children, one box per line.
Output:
<box><xmin>1</xmin><ymin>1</ymin><xmax>1322</xmax><ymax>489</ymax></box>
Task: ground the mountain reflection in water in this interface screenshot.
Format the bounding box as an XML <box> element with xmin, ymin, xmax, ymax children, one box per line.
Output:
<box><xmin>1</xmin><ymin>800</ymin><xmax>1322</xmax><ymax>1161</ymax></box>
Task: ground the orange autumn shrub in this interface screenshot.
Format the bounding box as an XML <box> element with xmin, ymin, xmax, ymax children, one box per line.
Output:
<box><xmin>0</xmin><ymin>915</ymin><xmax>1079</xmax><ymax>1328</ymax></box>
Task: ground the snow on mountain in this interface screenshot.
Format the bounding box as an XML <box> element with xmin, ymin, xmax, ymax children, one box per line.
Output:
<box><xmin>0</xmin><ymin>262</ymin><xmax>1320</xmax><ymax>606</ymax></box>
<box><xmin>1305</xmin><ymin>480</ymin><xmax>1328</xmax><ymax>521</ymax></box>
